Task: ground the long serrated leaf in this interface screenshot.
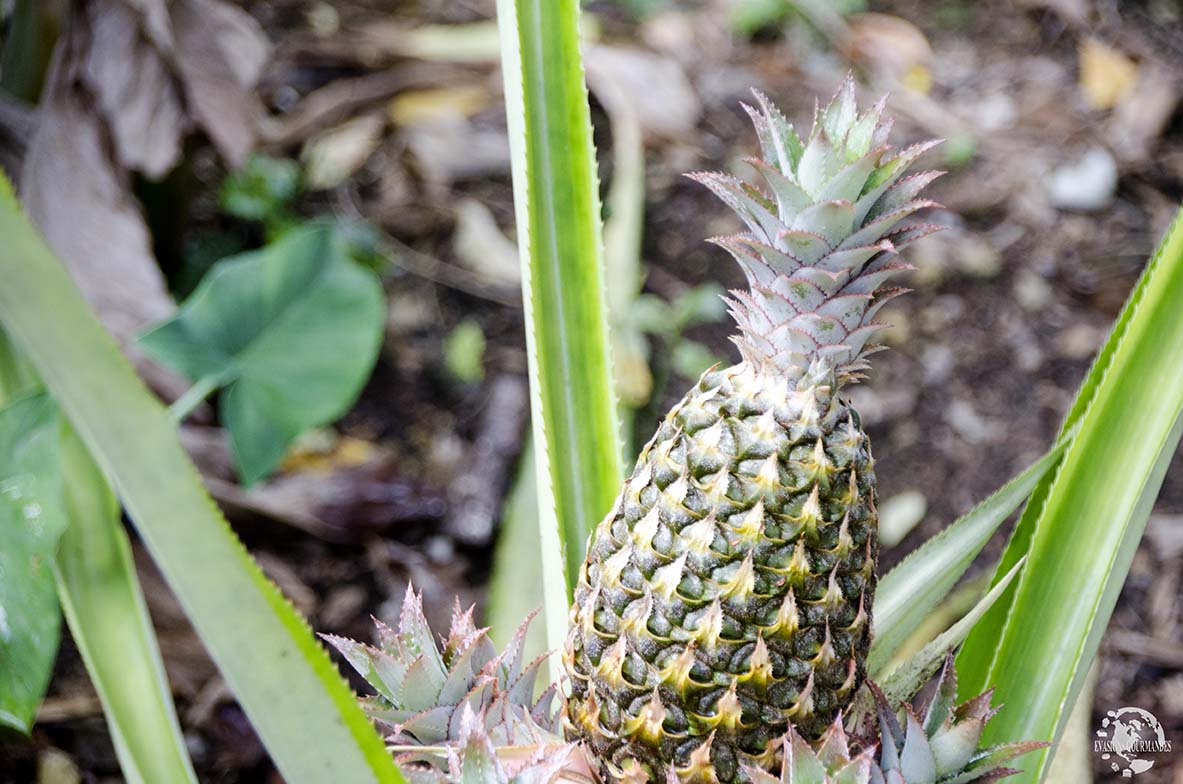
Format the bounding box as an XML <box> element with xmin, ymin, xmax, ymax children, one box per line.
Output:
<box><xmin>957</xmin><ymin>209</ymin><xmax>1183</xmax><ymax>695</ymax></box>
<box><xmin>0</xmin><ymin>176</ymin><xmax>403</xmax><ymax>782</ymax></box>
<box><xmin>880</xmin><ymin>557</ymin><xmax>1025</xmax><ymax>707</ymax></box>
<box><xmin>496</xmin><ymin>0</ymin><xmax>624</xmax><ymax>666</ymax></box>
<box><xmin>868</xmin><ymin>431</ymin><xmax>1075</xmax><ymax>675</ymax></box>
<box><xmin>54</xmin><ymin>424</ymin><xmax>199</xmax><ymax>783</ymax></box>
<box><xmin>958</xmin><ymin>207</ymin><xmax>1183</xmax><ymax>782</ymax></box>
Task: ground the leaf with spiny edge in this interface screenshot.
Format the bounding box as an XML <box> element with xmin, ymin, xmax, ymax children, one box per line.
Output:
<box><xmin>692</xmin><ymin>79</ymin><xmax>942</xmax><ymax>386</ymax></box>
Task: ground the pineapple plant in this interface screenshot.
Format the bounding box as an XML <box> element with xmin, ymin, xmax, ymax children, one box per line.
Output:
<box><xmin>326</xmin><ymin>80</ymin><xmax>1046</xmax><ymax>784</ymax></box>
<box><xmin>562</xmin><ymin>78</ymin><xmax>941</xmax><ymax>782</ymax></box>
<box><xmin>745</xmin><ymin>657</ymin><xmax>1045</xmax><ymax>784</ymax></box>
<box><xmin>321</xmin><ymin>587</ymin><xmax>568</xmax><ymax>773</ymax></box>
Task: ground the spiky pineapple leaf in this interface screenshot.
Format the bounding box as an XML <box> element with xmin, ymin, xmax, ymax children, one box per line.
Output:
<box><xmin>495</xmin><ymin>0</ymin><xmax>624</xmax><ymax>664</ymax></box>
<box><xmin>879</xmin><ymin>557</ymin><xmax>1025</xmax><ymax>708</ymax></box>
<box><xmin>868</xmin><ymin>431</ymin><xmax>1075</xmax><ymax>675</ymax></box>
<box><xmin>957</xmin><ymin>206</ymin><xmax>1183</xmax><ymax>782</ymax></box>
<box><xmin>0</xmin><ymin>173</ymin><xmax>403</xmax><ymax>783</ymax></box>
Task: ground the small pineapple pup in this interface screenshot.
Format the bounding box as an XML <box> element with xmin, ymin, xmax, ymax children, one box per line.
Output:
<box><xmin>563</xmin><ymin>77</ymin><xmax>942</xmax><ymax>782</ymax></box>
<box><xmin>329</xmin><ymin>80</ymin><xmax>1041</xmax><ymax>784</ymax></box>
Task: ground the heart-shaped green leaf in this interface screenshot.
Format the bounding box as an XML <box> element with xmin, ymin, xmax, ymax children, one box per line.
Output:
<box><xmin>140</xmin><ymin>226</ymin><xmax>385</xmax><ymax>484</ymax></box>
<box><xmin>0</xmin><ymin>392</ymin><xmax>67</xmax><ymax>733</ymax></box>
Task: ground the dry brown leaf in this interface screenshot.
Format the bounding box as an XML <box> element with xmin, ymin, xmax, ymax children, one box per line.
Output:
<box><xmin>1079</xmin><ymin>38</ymin><xmax>1138</xmax><ymax>111</ymax></box>
<box><xmin>18</xmin><ymin>0</ymin><xmax>271</xmax><ymax>400</ymax></box>
<box><xmin>452</xmin><ymin>197</ymin><xmax>520</xmax><ymax>286</ymax></box>
<box><xmin>260</xmin><ymin>65</ymin><xmax>439</xmax><ymax>147</ymax></box>
<box><xmin>171</xmin><ymin>0</ymin><xmax>270</xmax><ymax>167</ymax></box>
<box><xmin>20</xmin><ymin>31</ymin><xmax>180</xmax><ymax>393</ymax></box>
<box><xmin>388</xmin><ymin>85</ymin><xmax>490</xmax><ymax>126</ymax></box>
<box><xmin>404</xmin><ymin>118</ymin><xmax>510</xmax><ymax>189</ymax></box>
<box><xmin>1016</xmin><ymin>0</ymin><xmax>1090</xmax><ymax>25</ymax></box>
<box><xmin>301</xmin><ymin>113</ymin><xmax>385</xmax><ymax>190</ymax></box>
<box><xmin>280</xmin><ymin>432</ymin><xmax>380</xmax><ymax>473</ymax></box>
<box><xmin>842</xmin><ymin>13</ymin><xmax>933</xmax><ymax>82</ymax></box>
<box><xmin>181</xmin><ymin>424</ymin><xmax>446</xmax><ymax>542</ymax></box>
<box><xmin>82</xmin><ymin>0</ymin><xmax>186</xmax><ymax>177</ymax></box>
<box><xmin>0</xmin><ymin>95</ymin><xmax>38</xmax><ymax>180</ymax></box>
<box><xmin>1108</xmin><ymin>61</ymin><xmax>1181</xmax><ymax>160</ymax></box>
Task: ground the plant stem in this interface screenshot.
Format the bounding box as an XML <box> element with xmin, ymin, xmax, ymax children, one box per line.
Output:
<box><xmin>168</xmin><ymin>375</ymin><xmax>222</xmax><ymax>423</ymax></box>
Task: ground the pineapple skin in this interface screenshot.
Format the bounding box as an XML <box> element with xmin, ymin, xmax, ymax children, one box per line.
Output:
<box><xmin>563</xmin><ymin>362</ymin><xmax>876</xmax><ymax>783</ymax></box>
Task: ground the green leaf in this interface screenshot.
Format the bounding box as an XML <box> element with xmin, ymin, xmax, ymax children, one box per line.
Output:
<box><xmin>868</xmin><ymin>430</ymin><xmax>1074</xmax><ymax>675</ymax></box>
<box><xmin>485</xmin><ymin>437</ymin><xmax>547</xmax><ymax>662</ymax></box>
<box><xmin>879</xmin><ymin>557</ymin><xmax>1025</xmax><ymax>707</ymax></box>
<box><xmin>957</xmin><ymin>206</ymin><xmax>1183</xmax><ymax>782</ymax></box>
<box><xmin>0</xmin><ymin>332</ymin><xmax>197</xmax><ymax>781</ymax></box>
<box><xmin>671</xmin><ymin>340</ymin><xmax>722</xmax><ymax>381</ymax></box>
<box><xmin>0</xmin><ymin>392</ymin><xmax>65</xmax><ymax>733</ymax></box>
<box><xmin>54</xmin><ymin>424</ymin><xmax>198</xmax><ymax>783</ymax></box>
<box><xmin>631</xmin><ymin>294</ymin><xmax>676</xmax><ymax>336</ymax></box>
<box><xmin>443</xmin><ymin>319</ymin><xmax>487</xmax><ymax>384</ymax></box>
<box><xmin>139</xmin><ymin>225</ymin><xmax>385</xmax><ymax>485</ymax></box>
<box><xmin>0</xmin><ymin>174</ymin><xmax>403</xmax><ymax>783</ymax></box>
<box><xmin>220</xmin><ymin>153</ymin><xmax>302</xmax><ymax>223</ymax></box>
<box><xmin>497</xmin><ymin>0</ymin><xmax>625</xmax><ymax>662</ymax></box>
<box><xmin>0</xmin><ymin>329</ymin><xmax>38</xmax><ymax>404</ymax></box>
<box><xmin>673</xmin><ymin>283</ymin><xmax>728</xmax><ymax>330</ymax></box>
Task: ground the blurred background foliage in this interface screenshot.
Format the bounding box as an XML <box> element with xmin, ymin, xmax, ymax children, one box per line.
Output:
<box><xmin>1</xmin><ymin>0</ymin><xmax>1182</xmax><ymax>781</ymax></box>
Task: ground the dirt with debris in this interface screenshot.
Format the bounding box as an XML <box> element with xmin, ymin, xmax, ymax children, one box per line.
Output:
<box><xmin>2</xmin><ymin>0</ymin><xmax>1182</xmax><ymax>782</ymax></box>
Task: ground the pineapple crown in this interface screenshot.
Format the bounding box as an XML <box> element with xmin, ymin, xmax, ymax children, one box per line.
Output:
<box><xmin>321</xmin><ymin>586</ymin><xmax>560</xmax><ymax>771</ymax></box>
<box><xmin>691</xmin><ymin>76</ymin><xmax>942</xmax><ymax>390</ymax></box>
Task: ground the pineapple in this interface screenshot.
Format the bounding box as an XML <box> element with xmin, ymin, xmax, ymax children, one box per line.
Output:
<box><xmin>562</xmin><ymin>78</ymin><xmax>942</xmax><ymax>783</ymax></box>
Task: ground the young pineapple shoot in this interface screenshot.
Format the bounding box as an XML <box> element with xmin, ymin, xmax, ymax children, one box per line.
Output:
<box><xmin>563</xmin><ymin>78</ymin><xmax>942</xmax><ymax>783</ymax></box>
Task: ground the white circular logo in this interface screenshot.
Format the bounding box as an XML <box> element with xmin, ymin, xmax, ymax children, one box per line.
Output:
<box><xmin>1094</xmin><ymin>707</ymin><xmax>1172</xmax><ymax>777</ymax></box>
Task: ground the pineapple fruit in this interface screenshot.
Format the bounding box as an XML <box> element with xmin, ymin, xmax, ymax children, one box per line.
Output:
<box><xmin>562</xmin><ymin>78</ymin><xmax>942</xmax><ymax>783</ymax></box>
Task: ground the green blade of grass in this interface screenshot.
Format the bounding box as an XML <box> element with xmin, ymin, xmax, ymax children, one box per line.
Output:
<box><xmin>957</xmin><ymin>206</ymin><xmax>1183</xmax><ymax>781</ymax></box>
<box><xmin>0</xmin><ymin>178</ymin><xmax>402</xmax><ymax>783</ymax></box>
<box><xmin>496</xmin><ymin>0</ymin><xmax>624</xmax><ymax>659</ymax></box>
<box><xmin>54</xmin><ymin>425</ymin><xmax>199</xmax><ymax>784</ymax></box>
<box><xmin>867</xmin><ymin>430</ymin><xmax>1074</xmax><ymax>675</ymax></box>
